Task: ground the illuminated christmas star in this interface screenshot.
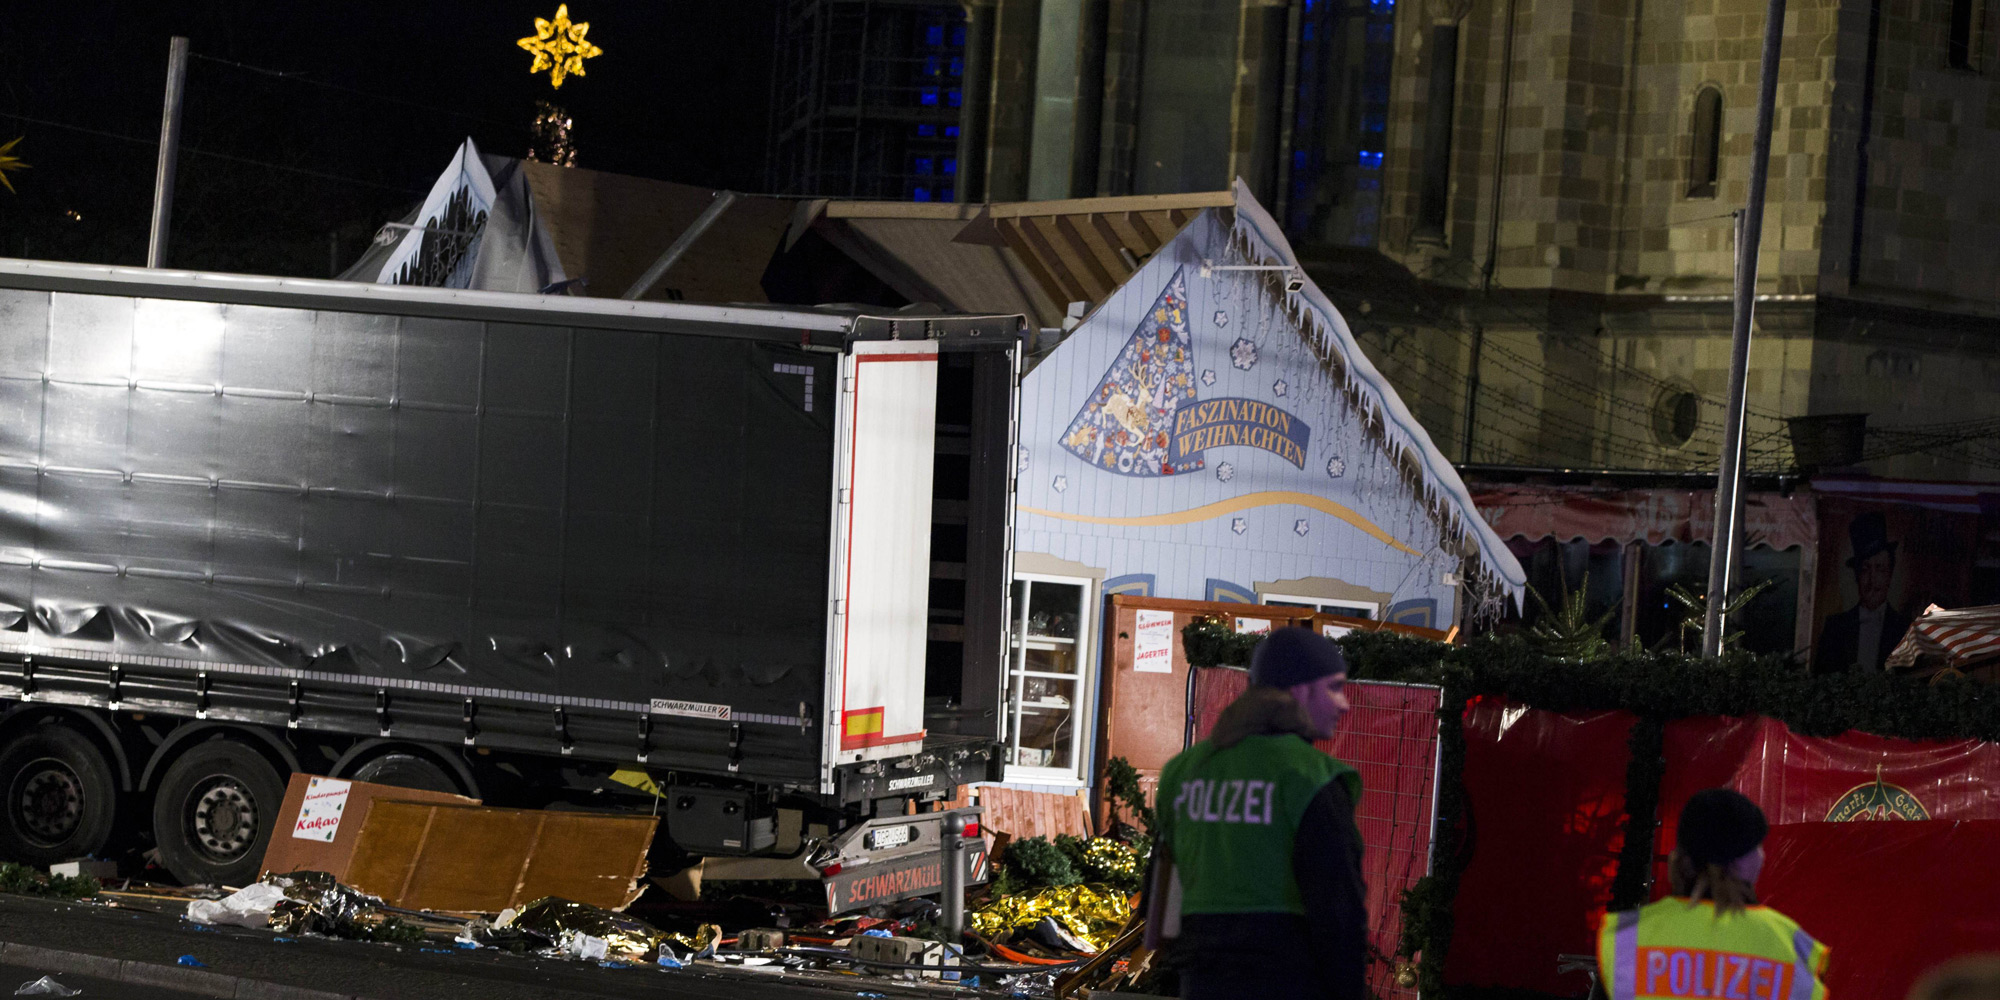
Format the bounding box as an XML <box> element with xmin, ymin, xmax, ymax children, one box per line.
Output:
<box><xmin>0</xmin><ymin>137</ymin><xmax>27</xmax><ymax>194</ymax></box>
<box><xmin>517</xmin><ymin>5</ymin><xmax>603</xmax><ymax>89</ymax></box>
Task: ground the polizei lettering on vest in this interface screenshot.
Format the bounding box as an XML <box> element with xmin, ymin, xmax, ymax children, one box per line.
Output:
<box><xmin>1173</xmin><ymin>778</ymin><xmax>1277</xmax><ymax>826</ymax></box>
<box><xmin>1640</xmin><ymin>946</ymin><xmax>1791</xmax><ymax>1000</ymax></box>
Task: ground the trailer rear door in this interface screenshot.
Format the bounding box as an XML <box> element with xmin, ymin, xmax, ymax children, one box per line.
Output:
<box><xmin>825</xmin><ymin>341</ymin><xmax>939</xmax><ymax>777</ymax></box>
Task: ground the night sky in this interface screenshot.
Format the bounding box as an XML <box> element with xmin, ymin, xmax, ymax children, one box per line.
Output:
<box><xmin>0</xmin><ymin>1</ymin><xmax>777</xmax><ymax>277</ymax></box>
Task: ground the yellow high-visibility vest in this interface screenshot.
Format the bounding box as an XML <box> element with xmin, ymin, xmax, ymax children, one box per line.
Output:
<box><xmin>1596</xmin><ymin>898</ymin><xmax>1830</xmax><ymax>1000</ymax></box>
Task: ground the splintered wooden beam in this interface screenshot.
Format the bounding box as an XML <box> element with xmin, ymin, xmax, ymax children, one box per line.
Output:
<box><xmin>1040</xmin><ymin>214</ymin><xmax>1117</xmax><ymax>302</ymax></box>
<box><xmin>1058</xmin><ymin>212</ymin><xmax>1133</xmax><ymax>289</ymax></box>
<box><xmin>1088</xmin><ymin>212</ymin><xmax>1141</xmax><ymax>278</ymax></box>
<box><xmin>996</xmin><ymin>217</ymin><xmax>1078</xmax><ymax>308</ymax></box>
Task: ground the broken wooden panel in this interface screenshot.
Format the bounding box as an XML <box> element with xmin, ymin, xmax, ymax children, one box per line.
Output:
<box><xmin>342</xmin><ymin>801</ymin><xmax>656</xmax><ymax>912</ymax></box>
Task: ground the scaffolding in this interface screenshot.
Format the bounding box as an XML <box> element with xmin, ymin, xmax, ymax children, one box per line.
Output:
<box><xmin>766</xmin><ymin>0</ymin><xmax>969</xmax><ymax>201</ymax></box>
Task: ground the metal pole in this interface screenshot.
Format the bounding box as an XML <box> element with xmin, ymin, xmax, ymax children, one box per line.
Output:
<box><xmin>1701</xmin><ymin>0</ymin><xmax>1786</xmax><ymax>657</ymax></box>
<box><xmin>147</xmin><ymin>36</ymin><xmax>191</xmax><ymax>269</ymax></box>
<box><xmin>939</xmin><ymin>806</ymin><xmax>979</xmax><ymax>940</ymax></box>
<box><xmin>1461</xmin><ymin>324</ymin><xmax>1483</xmax><ymax>465</ymax></box>
<box><xmin>621</xmin><ymin>191</ymin><xmax>739</xmax><ymax>300</ymax></box>
<box><xmin>1465</xmin><ymin>0</ymin><xmax>1517</xmax><ymax>468</ymax></box>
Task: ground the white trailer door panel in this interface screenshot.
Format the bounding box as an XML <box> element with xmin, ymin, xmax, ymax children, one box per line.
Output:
<box><xmin>826</xmin><ymin>341</ymin><xmax>938</xmax><ymax>770</ymax></box>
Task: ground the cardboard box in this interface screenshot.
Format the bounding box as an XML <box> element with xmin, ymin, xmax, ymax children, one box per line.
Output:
<box><xmin>259</xmin><ymin>774</ymin><xmax>477</xmax><ymax>882</ymax></box>
<box><xmin>259</xmin><ymin>773</ymin><xmax>659</xmax><ymax>913</ymax></box>
<box><xmin>344</xmin><ymin>801</ymin><xmax>657</xmax><ymax>912</ymax></box>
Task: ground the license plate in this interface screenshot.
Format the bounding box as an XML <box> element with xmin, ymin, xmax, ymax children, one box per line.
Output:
<box><xmin>867</xmin><ymin>825</ymin><xmax>912</xmax><ymax>850</ymax></box>
<box><xmin>824</xmin><ymin>846</ymin><xmax>989</xmax><ymax>914</ymax></box>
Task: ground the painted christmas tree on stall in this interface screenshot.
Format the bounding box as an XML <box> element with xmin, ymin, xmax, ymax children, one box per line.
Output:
<box><xmin>1060</xmin><ymin>268</ymin><xmax>1200</xmax><ymax>476</ymax></box>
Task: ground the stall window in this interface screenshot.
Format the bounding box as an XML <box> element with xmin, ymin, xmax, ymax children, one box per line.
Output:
<box><xmin>1508</xmin><ymin>536</ymin><xmax>1626</xmax><ymax>643</ymax></box>
<box><xmin>1257</xmin><ymin>594</ymin><xmax>1379</xmax><ymax>620</ymax></box>
<box><xmin>1005</xmin><ymin>574</ymin><xmax>1095</xmax><ymax>784</ymax></box>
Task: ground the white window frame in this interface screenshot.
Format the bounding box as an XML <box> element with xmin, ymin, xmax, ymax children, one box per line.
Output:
<box><xmin>1003</xmin><ymin>572</ymin><xmax>1097</xmax><ymax>785</ymax></box>
<box><xmin>1257</xmin><ymin>592</ymin><xmax>1381</xmax><ymax>620</ymax></box>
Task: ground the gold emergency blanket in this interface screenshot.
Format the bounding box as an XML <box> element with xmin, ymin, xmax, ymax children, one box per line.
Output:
<box><xmin>508</xmin><ymin>896</ymin><xmax>720</xmax><ymax>962</ymax></box>
<box><xmin>970</xmin><ymin>883</ymin><xmax>1132</xmax><ymax>952</ymax></box>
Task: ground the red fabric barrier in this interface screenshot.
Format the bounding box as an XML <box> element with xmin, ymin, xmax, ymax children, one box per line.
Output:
<box><xmin>1654</xmin><ymin>715</ymin><xmax>2000</xmax><ymax>898</ymax></box>
<box><xmin>1761</xmin><ymin>820</ymin><xmax>2000</xmax><ymax>1000</ymax></box>
<box><xmin>1443</xmin><ymin>698</ymin><xmax>1636</xmax><ymax>996</ymax></box>
<box><xmin>1189</xmin><ymin>668</ymin><xmax>1441</xmax><ymax>1000</ymax></box>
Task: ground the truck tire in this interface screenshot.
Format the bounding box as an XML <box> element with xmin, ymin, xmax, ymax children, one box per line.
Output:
<box><xmin>349</xmin><ymin>752</ymin><xmax>461</xmax><ymax>796</ymax></box>
<box><xmin>0</xmin><ymin>723</ymin><xmax>118</xmax><ymax>866</ymax></box>
<box><xmin>150</xmin><ymin>740</ymin><xmax>286</xmax><ymax>887</ymax></box>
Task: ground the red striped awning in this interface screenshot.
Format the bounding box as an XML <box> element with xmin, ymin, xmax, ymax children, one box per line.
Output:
<box><xmin>1887</xmin><ymin>604</ymin><xmax>2000</xmax><ymax>671</ymax></box>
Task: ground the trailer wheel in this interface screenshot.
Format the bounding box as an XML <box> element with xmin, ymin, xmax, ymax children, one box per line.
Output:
<box><xmin>0</xmin><ymin>723</ymin><xmax>117</xmax><ymax>866</ymax></box>
<box><xmin>349</xmin><ymin>752</ymin><xmax>461</xmax><ymax>796</ymax></box>
<box><xmin>150</xmin><ymin>740</ymin><xmax>285</xmax><ymax>887</ymax></box>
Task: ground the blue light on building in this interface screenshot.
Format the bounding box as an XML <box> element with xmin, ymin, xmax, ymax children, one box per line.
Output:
<box><xmin>943</xmin><ymin>157</ymin><xmax>957</xmax><ymax>175</ymax></box>
<box><xmin>918</xmin><ymin>123</ymin><xmax>937</xmax><ymax>137</ymax></box>
<box><xmin>926</xmin><ymin>24</ymin><xmax>944</xmax><ymax>45</ymax></box>
<box><xmin>1358</xmin><ymin>150</ymin><xmax>1384</xmax><ymax>169</ymax></box>
<box><xmin>914</xmin><ymin>186</ymin><xmax>932</xmax><ymax>202</ymax></box>
<box><xmin>946</xmin><ymin>88</ymin><xmax>961</xmax><ymax>107</ymax></box>
<box><xmin>915</xmin><ymin>157</ymin><xmax>934</xmax><ymax>175</ymax></box>
<box><xmin>946</xmin><ymin>125</ymin><xmax>960</xmax><ymax>138</ymax></box>
<box><xmin>921</xmin><ymin>87</ymin><xmax>939</xmax><ymax>106</ymax></box>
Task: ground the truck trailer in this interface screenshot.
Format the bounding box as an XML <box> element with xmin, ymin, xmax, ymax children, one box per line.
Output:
<box><xmin>0</xmin><ymin>258</ymin><xmax>1021</xmax><ymax>903</ymax></box>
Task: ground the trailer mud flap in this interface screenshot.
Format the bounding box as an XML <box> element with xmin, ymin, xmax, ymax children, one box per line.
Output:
<box><xmin>824</xmin><ymin>844</ymin><xmax>989</xmax><ymax>914</ymax></box>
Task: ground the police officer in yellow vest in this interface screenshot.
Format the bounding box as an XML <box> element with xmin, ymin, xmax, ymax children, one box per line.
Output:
<box><xmin>1597</xmin><ymin>789</ymin><xmax>1830</xmax><ymax>1000</ymax></box>
<box><xmin>1150</xmin><ymin>627</ymin><xmax>1367</xmax><ymax>1000</ymax></box>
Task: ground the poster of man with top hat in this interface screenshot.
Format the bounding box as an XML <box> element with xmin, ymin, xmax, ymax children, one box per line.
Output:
<box><xmin>1812</xmin><ymin>502</ymin><xmax>1977</xmax><ymax>674</ymax></box>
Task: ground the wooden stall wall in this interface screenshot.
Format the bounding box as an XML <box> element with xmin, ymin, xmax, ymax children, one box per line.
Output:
<box><xmin>1094</xmin><ymin>594</ymin><xmax>1450</xmax><ymax>828</ymax></box>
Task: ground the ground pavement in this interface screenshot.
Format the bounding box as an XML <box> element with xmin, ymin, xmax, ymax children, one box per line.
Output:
<box><xmin>0</xmin><ymin>894</ymin><xmax>1000</xmax><ymax>1000</ymax></box>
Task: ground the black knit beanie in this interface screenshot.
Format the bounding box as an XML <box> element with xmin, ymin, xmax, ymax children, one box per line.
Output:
<box><xmin>1248</xmin><ymin>627</ymin><xmax>1348</xmax><ymax>689</ymax></box>
<box><xmin>1676</xmin><ymin>788</ymin><xmax>1768</xmax><ymax>866</ymax></box>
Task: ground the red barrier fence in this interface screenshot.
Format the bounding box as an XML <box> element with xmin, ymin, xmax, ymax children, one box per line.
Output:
<box><xmin>1191</xmin><ymin>667</ymin><xmax>1441</xmax><ymax>1000</ymax></box>
<box><xmin>1440</xmin><ymin>704</ymin><xmax>2000</xmax><ymax>998</ymax></box>
<box><xmin>1652</xmin><ymin>715</ymin><xmax>2000</xmax><ymax>898</ymax></box>
<box><xmin>1762</xmin><ymin>820</ymin><xmax>2000</xmax><ymax>1000</ymax></box>
<box><xmin>1444</xmin><ymin>699</ymin><xmax>1635</xmax><ymax>996</ymax></box>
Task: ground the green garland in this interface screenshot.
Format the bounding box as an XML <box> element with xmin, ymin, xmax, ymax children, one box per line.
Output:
<box><xmin>1608</xmin><ymin>716</ymin><xmax>1665</xmax><ymax>911</ymax></box>
<box><xmin>1180</xmin><ymin>621</ymin><xmax>2000</xmax><ymax>998</ymax></box>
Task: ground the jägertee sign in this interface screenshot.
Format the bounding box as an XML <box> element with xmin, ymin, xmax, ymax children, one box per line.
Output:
<box><xmin>1134</xmin><ymin>609</ymin><xmax>1176</xmax><ymax>673</ymax></box>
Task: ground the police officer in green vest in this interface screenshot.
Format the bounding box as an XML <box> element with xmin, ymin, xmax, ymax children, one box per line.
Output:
<box><xmin>1150</xmin><ymin>627</ymin><xmax>1367</xmax><ymax>1000</ymax></box>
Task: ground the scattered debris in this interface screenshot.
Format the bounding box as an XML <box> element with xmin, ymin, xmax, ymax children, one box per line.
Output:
<box><xmin>185</xmin><ymin>883</ymin><xmax>287</xmax><ymax>928</ymax></box>
<box><xmin>502</xmin><ymin>897</ymin><xmax>717</xmax><ymax>964</ymax></box>
<box><xmin>0</xmin><ymin>827</ymin><xmax>1161</xmax><ymax>998</ymax></box>
<box><xmin>265</xmin><ymin>871</ymin><xmax>406</xmax><ymax>941</ymax></box>
<box><xmin>0</xmin><ymin>864</ymin><xmax>97</xmax><ymax>900</ymax></box>
<box><xmin>47</xmin><ymin>861</ymin><xmax>115</xmax><ymax>881</ymax></box>
<box><xmin>12</xmin><ymin>976</ymin><xmax>79</xmax><ymax>997</ymax></box>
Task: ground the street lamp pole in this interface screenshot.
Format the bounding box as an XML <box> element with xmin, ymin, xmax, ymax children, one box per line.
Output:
<box><xmin>1702</xmin><ymin>0</ymin><xmax>1787</xmax><ymax>657</ymax></box>
<box><xmin>146</xmin><ymin>37</ymin><xmax>191</xmax><ymax>269</ymax></box>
